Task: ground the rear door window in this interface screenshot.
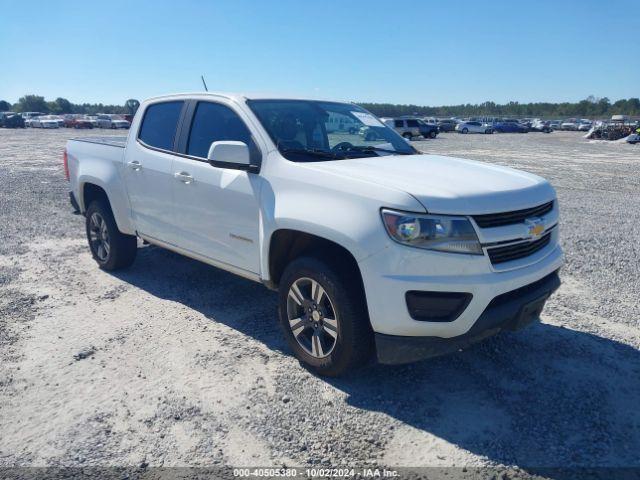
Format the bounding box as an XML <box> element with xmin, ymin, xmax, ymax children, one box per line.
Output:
<box><xmin>406</xmin><ymin>119</ymin><xmax>419</xmax><ymax>128</ymax></box>
<box><xmin>138</xmin><ymin>101</ymin><xmax>184</xmax><ymax>151</ymax></box>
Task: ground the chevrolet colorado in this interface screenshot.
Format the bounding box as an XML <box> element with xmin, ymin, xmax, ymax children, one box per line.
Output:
<box><xmin>65</xmin><ymin>93</ymin><xmax>563</xmax><ymax>376</ymax></box>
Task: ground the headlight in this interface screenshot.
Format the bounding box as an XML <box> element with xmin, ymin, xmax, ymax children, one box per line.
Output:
<box><xmin>381</xmin><ymin>209</ymin><xmax>483</xmax><ymax>255</ymax></box>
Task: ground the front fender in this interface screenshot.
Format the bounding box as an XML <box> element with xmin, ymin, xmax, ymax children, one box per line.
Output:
<box><xmin>258</xmin><ymin>184</ymin><xmax>394</xmax><ymax>282</ymax></box>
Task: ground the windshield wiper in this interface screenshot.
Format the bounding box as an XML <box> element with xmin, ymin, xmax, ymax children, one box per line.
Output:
<box><xmin>280</xmin><ymin>147</ymin><xmax>346</xmax><ymax>159</ymax></box>
<box><xmin>345</xmin><ymin>146</ymin><xmax>414</xmax><ymax>156</ymax></box>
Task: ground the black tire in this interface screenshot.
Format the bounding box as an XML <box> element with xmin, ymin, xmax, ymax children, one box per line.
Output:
<box><xmin>85</xmin><ymin>200</ymin><xmax>137</xmax><ymax>271</ymax></box>
<box><xmin>278</xmin><ymin>256</ymin><xmax>373</xmax><ymax>377</ymax></box>
<box><xmin>485</xmin><ymin>129</ymin><xmax>493</xmax><ymax>134</ymax></box>
<box><xmin>429</xmin><ymin>130</ymin><xmax>437</xmax><ymax>139</ymax></box>
<box><xmin>402</xmin><ymin>132</ymin><xmax>412</xmax><ymax>140</ymax></box>
<box><xmin>462</xmin><ymin>127</ymin><xmax>468</xmax><ymax>134</ymax></box>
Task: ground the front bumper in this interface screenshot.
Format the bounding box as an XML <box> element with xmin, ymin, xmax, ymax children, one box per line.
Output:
<box><xmin>358</xmin><ymin>230</ymin><xmax>563</xmax><ymax>338</ymax></box>
<box><xmin>375</xmin><ymin>270</ymin><xmax>560</xmax><ymax>364</ymax></box>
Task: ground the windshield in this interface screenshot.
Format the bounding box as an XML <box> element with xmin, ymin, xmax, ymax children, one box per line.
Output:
<box><xmin>247</xmin><ymin>99</ymin><xmax>416</xmax><ymax>162</ymax></box>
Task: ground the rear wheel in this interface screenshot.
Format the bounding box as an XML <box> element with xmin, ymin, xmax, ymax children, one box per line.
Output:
<box><xmin>402</xmin><ymin>132</ymin><xmax>412</xmax><ymax>140</ymax></box>
<box><xmin>85</xmin><ymin>200</ymin><xmax>137</xmax><ymax>271</ymax></box>
<box><xmin>278</xmin><ymin>256</ymin><xmax>373</xmax><ymax>376</ymax></box>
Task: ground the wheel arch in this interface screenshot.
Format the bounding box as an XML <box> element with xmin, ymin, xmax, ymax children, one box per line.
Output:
<box><xmin>266</xmin><ymin>229</ymin><xmax>365</xmax><ymax>294</ymax></box>
<box><xmin>78</xmin><ymin>177</ymin><xmax>136</xmax><ymax>235</ymax></box>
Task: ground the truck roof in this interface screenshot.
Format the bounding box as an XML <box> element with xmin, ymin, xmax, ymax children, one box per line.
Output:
<box><xmin>143</xmin><ymin>92</ymin><xmax>353</xmax><ymax>104</ymax></box>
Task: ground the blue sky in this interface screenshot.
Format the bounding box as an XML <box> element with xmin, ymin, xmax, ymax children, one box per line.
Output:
<box><xmin>1</xmin><ymin>0</ymin><xmax>638</xmax><ymax>106</ymax></box>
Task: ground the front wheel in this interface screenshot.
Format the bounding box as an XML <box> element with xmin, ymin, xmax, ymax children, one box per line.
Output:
<box><xmin>278</xmin><ymin>257</ymin><xmax>373</xmax><ymax>376</ymax></box>
<box><xmin>85</xmin><ymin>200</ymin><xmax>137</xmax><ymax>271</ymax></box>
<box><xmin>462</xmin><ymin>127</ymin><xmax>468</xmax><ymax>134</ymax></box>
<box><xmin>429</xmin><ymin>130</ymin><xmax>437</xmax><ymax>139</ymax></box>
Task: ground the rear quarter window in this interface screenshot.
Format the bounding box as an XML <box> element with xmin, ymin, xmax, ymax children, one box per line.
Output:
<box><xmin>138</xmin><ymin>101</ymin><xmax>184</xmax><ymax>151</ymax></box>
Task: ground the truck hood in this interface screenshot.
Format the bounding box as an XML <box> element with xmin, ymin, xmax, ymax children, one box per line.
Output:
<box><xmin>307</xmin><ymin>154</ymin><xmax>556</xmax><ymax>214</ymax></box>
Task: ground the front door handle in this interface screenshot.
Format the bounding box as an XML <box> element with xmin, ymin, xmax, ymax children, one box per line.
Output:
<box><xmin>127</xmin><ymin>160</ymin><xmax>142</xmax><ymax>171</ymax></box>
<box><xmin>174</xmin><ymin>171</ymin><xmax>194</xmax><ymax>184</ymax></box>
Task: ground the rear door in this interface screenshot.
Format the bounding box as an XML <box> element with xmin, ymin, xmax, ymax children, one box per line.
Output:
<box><xmin>123</xmin><ymin>100</ymin><xmax>185</xmax><ymax>240</ymax></box>
<box><xmin>169</xmin><ymin>100</ymin><xmax>262</xmax><ymax>273</ymax></box>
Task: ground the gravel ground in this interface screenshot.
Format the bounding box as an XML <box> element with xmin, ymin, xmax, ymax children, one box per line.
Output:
<box><xmin>0</xmin><ymin>128</ymin><xmax>638</xmax><ymax>479</ymax></box>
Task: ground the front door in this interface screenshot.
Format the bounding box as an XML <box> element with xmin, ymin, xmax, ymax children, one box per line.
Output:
<box><xmin>170</xmin><ymin>100</ymin><xmax>261</xmax><ymax>274</ymax></box>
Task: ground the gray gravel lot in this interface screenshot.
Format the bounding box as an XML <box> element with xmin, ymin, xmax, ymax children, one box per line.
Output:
<box><xmin>0</xmin><ymin>128</ymin><xmax>638</xmax><ymax>478</ymax></box>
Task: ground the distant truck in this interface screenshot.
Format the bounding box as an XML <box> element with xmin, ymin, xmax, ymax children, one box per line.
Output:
<box><xmin>65</xmin><ymin>93</ymin><xmax>563</xmax><ymax>376</ymax></box>
<box><xmin>0</xmin><ymin>112</ymin><xmax>25</xmax><ymax>128</ymax></box>
<box><xmin>381</xmin><ymin>116</ymin><xmax>438</xmax><ymax>139</ymax></box>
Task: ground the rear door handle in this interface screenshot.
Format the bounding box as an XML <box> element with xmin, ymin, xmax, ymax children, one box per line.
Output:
<box><xmin>174</xmin><ymin>171</ymin><xmax>194</xmax><ymax>184</ymax></box>
<box><xmin>127</xmin><ymin>160</ymin><xmax>142</xmax><ymax>171</ymax></box>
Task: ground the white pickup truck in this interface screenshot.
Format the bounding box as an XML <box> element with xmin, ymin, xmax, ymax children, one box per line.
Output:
<box><xmin>65</xmin><ymin>93</ymin><xmax>563</xmax><ymax>376</ymax></box>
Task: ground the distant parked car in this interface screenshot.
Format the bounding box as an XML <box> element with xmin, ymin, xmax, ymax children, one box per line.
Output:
<box><xmin>50</xmin><ymin>116</ymin><xmax>65</xmax><ymax>127</ymax></box>
<box><xmin>382</xmin><ymin>117</ymin><xmax>438</xmax><ymax>139</ymax></box>
<box><xmin>0</xmin><ymin>112</ymin><xmax>26</xmax><ymax>128</ymax></box>
<box><xmin>22</xmin><ymin>112</ymin><xmax>45</xmax><ymax>127</ymax></box>
<box><xmin>530</xmin><ymin>119</ymin><xmax>552</xmax><ymax>133</ymax></box>
<box><xmin>560</xmin><ymin>120</ymin><xmax>579</xmax><ymax>131</ymax></box>
<box><xmin>577</xmin><ymin>121</ymin><xmax>592</xmax><ymax>131</ymax></box>
<box><xmin>110</xmin><ymin>118</ymin><xmax>131</xmax><ymax>129</ymax></box>
<box><xmin>31</xmin><ymin>115</ymin><xmax>60</xmax><ymax>129</ymax></box>
<box><xmin>96</xmin><ymin>114</ymin><xmax>113</xmax><ymax>128</ymax></box>
<box><xmin>63</xmin><ymin>114</ymin><xmax>87</xmax><ymax>128</ymax></box>
<box><xmin>455</xmin><ymin>121</ymin><xmax>493</xmax><ymax>134</ymax></box>
<box><xmin>492</xmin><ymin>121</ymin><xmax>528</xmax><ymax>133</ymax></box>
<box><xmin>96</xmin><ymin>114</ymin><xmax>130</xmax><ymax>129</ymax></box>
<box><xmin>74</xmin><ymin>117</ymin><xmax>94</xmax><ymax>129</ymax></box>
<box><xmin>416</xmin><ymin>119</ymin><xmax>438</xmax><ymax>138</ymax></box>
<box><xmin>436</xmin><ymin>119</ymin><xmax>458</xmax><ymax>132</ymax></box>
<box><xmin>85</xmin><ymin>115</ymin><xmax>99</xmax><ymax>128</ymax></box>
<box><xmin>549</xmin><ymin>120</ymin><xmax>561</xmax><ymax>130</ymax></box>
<box><xmin>63</xmin><ymin>115</ymin><xmax>77</xmax><ymax>128</ymax></box>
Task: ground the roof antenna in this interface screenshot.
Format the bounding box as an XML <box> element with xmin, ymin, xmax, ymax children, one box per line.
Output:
<box><xmin>201</xmin><ymin>75</ymin><xmax>209</xmax><ymax>92</ymax></box>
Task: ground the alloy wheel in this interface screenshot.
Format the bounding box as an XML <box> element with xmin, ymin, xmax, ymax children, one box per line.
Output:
<box><xmin>286</xmin><ymin>277</ymin><xmax>338</xmax><ymax>358</ymax></box>
<box><xmin>88</xmin><ymin>212</ymin><xmax>110</xmax><ymax>262</ymax></box>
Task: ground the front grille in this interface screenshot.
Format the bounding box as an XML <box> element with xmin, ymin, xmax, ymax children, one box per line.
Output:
<box><xmin>473</xmin><ymin>201</ymin><xmax>554</xmax><ymax>228</ymax></box>
<box><xmin>487</xmin><ymin>231</ymin><xmax>552</xmax><ymax>265</ymax></box>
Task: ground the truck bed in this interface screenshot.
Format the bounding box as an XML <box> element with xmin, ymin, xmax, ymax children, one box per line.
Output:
<box><xmin>70</xmin><ymin>136</ymin><xmax>128</xmax><ymax>148</ymax></box>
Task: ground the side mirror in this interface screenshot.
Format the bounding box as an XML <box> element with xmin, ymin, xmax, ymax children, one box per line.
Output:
<box><xmin>207</xmin><ymin>141</ymin><xmax>258</xmax><ymax>173</ymax></box>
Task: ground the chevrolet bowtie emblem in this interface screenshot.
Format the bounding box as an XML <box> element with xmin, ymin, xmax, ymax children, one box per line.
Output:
<box><xmin>525</xmin><ymin>218</ymin><xmax>545</xmax><ymax>239</ymax></box>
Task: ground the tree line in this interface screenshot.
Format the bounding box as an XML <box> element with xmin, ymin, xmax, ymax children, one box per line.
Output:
<box><xmin>0</xmin><ymin>95</ymin><xmax>140</xmax><ymax>116</ymax></box>
<box><xmin>359</xmin><ymin>96</ymin><xmax>640</xmax><ymax>119</ymax></box>
<box><xmin>2</xmin><ymin>94</ymin><xmax>639</xmax><ymax>119</ymax></box>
